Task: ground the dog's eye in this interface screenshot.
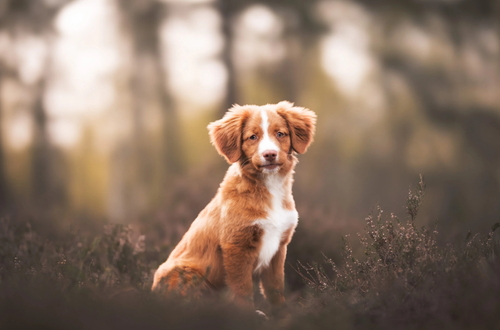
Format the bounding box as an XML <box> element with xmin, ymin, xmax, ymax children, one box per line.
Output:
<box><xmin>277</xmin><ymin>132</ymin><xmax>285</xmax><ymax>138</ymax></box>
<box><xmin>249</xmin><ymin>135</ymin><xmax>258</xmax><ymax>140</ymax></box>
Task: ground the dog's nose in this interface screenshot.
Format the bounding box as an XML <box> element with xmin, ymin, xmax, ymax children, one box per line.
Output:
<box><xmin>262</xmin><ymin>150</ymin><xmax>277</xmax><ymax>162</ymax></box>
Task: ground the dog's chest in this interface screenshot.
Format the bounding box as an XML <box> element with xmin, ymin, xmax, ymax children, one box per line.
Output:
<box><xmin>253</xmin><ymin>177</ymin><xmax>298</xmax><ymax>272</ymax></box>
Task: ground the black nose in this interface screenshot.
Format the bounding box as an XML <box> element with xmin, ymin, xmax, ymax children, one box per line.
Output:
<box><xmin>262</xmin><ymin>150</ymin><xmax>277</xmax><ymax>162</ymax></box>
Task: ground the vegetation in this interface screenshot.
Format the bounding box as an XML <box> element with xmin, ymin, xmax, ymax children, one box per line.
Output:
<box><xmin>1</xmin><ymin>177</ymin><xmax>499</xmax><ymax>329</ymax></box>
<box><xmin>295</xmin><ymin>176</ymin><xmax>500</xmax><ymax>328</ymax></box>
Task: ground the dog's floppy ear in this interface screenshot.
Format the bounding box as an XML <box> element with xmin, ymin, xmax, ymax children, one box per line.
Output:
<box><xmin>276</xmin><ymin>101</ymin><xmax>317</xmax><ymax>154</ymax></box>
<box><xmin>208</xmin><ymin>105</ymin><xmax>249</xmax><ymax>163</ymax></box>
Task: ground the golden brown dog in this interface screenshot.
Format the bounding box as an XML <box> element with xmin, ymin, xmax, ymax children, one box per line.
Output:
<box><xmin>152</xmin><ymin>101</ymin><xmax>316</xmax><ymax>313</ymax></box>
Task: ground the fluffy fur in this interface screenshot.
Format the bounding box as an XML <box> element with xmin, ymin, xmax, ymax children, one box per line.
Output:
<box><xmin>152</xmin><ymin>101</ymin><xmax>316</xmax><ymax>312</ymax></box>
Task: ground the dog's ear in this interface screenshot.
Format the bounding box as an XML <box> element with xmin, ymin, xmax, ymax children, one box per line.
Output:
<box><xmin>276</xmin><ymin>101</ymin><xmax>317</xmax><ymax>154</ymax></box>
<box><xmin>208</xmin><ymin>105</ymin><xmax>249</xmax><ymax>163</ymax></box>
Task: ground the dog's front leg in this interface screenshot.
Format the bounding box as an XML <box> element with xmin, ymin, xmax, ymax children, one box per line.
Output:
<box><xmin>221</xmin><ymin>225</ymin><xmax>262</xmax><ymax>306</ymax></box>
<box><xmin>260</xmin><ymin>244</ymin><xmax>287</xmax><ymax>315</ymax></box>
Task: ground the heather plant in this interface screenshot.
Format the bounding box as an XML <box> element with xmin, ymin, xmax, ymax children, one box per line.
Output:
<box><xmin>296</xmin><ymin>176</ymin><xmax>500</xmax><ymax>328</ymax></box>
<box><xmin>0</xmin><ymin>218</ymin><xmax>263</xmax><ymax>330</ymax></box>
<box><xmin>298</xmin><ymin>176</ymin><xmax>436</xmax><ymax>293</ymax></box>
<box><xmin>0</xmin><ymin>218</ymin><xmax>152</xmax><ymax>291</ymax></box>
<box><xmin>1</xmin><ymin>176</ymin><xmax>500</xmax><ymax>329</ymax></box>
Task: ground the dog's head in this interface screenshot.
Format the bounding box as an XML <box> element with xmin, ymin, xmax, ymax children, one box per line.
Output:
<box><xmin>208</xmin><ymin>101</ymin><xmax>316</xmax><ymax>175</ymax></box>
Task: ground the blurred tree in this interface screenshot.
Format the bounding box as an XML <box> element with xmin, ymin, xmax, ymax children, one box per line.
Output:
<box><xmin>264</xmin><ymin>0</ymin><xmax>326</xmax><ymax>102</ymax></box>
<box><xmin>0</xmin><ymin>1</ymin><xmax>15</xmax><ymax>207</ymax></box>
<box><xmin>365</xmin><ymin>0</ymin><xmax>500</xmax><ymax>228</ymax></box>
<box><xmin>217</xmin><ymin>0</ymin><xmax>325</xmax><ymax>114</ymax></box>
<box><xmin>0</xmin><ymin>0</ymin><xmax>72</xmax><ymax>209</ymax></box>
<box><xmin>217</xmin><ymin>0</ymin><xmax>243</xmax><ymax>115</ymax></box>
<box><xmin>116</xmin><ymin>0</ymin><xmax>183</xmax><ymax>217</ymax></box>
<box><xmin>0</xmin><ymin>55</ymin><xmax>13</xmax><ymax>208</ymax></box>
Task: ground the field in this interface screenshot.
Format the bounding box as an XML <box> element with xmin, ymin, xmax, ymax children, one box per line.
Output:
<box><xmin>1</xmin><ymin>177</ymin><xmax>499</xmax><ymax>330</ymax></box>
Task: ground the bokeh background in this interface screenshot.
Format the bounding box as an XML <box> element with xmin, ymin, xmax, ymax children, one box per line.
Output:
<box><xmin>1</xmin><ymin>0</ymin><xmax>499</xmax><ymax>265</ymax></box>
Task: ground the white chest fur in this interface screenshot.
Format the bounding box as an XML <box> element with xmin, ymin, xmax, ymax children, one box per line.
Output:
<box><xmin>253</xmin><ymin>175</ymin><xmax>298</xmax><ymax>272</ymax></box>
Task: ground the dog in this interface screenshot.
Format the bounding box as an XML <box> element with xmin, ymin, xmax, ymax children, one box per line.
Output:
<box><xmin>152</xmin><ymin>101</ymin><xmax>316</xmax><ymax>314</ymax></box>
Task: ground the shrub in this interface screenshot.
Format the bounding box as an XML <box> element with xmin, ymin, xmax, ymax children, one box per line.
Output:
<box><xmin>2</xmin><ymin>176</ymin><xmax>500</xmax><ymax>329</ymax></box>
<box><xmin>296</xmin><ymin>176</ymin><xmax>500</xmax><ymax>329</ymax></box>
<box><xmin>0</xmin><ymin>219</ymin><xmax>152</xmax><ymax>291</ymax></box>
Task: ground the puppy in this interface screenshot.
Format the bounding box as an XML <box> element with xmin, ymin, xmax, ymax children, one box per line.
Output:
<box><xmin>152</xmin><ymin>101</ymin><xmax>316</xmax><ymax>313</ymax></box>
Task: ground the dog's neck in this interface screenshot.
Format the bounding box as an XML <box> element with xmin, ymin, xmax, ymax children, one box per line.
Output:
<box><xmin>220</xmin><ymin>163</ymin><xmax>295</xmax><ymax>210</ymax></box>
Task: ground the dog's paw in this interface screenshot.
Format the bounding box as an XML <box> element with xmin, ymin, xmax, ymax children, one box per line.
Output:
<box><xmin>255</xmin><ymin>309</ymin><xmax>269</xmax><ymax>321</ymax></box>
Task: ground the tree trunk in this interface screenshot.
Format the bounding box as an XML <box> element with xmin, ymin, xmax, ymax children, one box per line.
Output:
<box><xmin>218</xmin><ymin>1</ymin><xmax>239</xmax><ymax>116</ymax></box>
<box><xmin>116</xmin><ymin>0</ymin><xmax>183</xmax><ymax>217</ymax></box>
<box><xmin>0</xmin><ymin>68</ymin><xmax>11</xmax><ymax>208</ymax></box>
<box><xmin>31</xmin><ymin>80</ymin><xmax>50</xmax><ymax>201</ymax></box>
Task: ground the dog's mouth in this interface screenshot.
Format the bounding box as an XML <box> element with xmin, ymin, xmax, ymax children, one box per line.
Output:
<box><xmin>259</xmin><ymin>163</ymin><xmax>282</xmax><ymax>171</ymax></box>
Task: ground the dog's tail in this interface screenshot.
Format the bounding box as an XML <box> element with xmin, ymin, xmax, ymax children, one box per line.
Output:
<box><xmin>152</xmin><ymin>265</ymin><xmax>212</xmax><ymax>298</ymax></box>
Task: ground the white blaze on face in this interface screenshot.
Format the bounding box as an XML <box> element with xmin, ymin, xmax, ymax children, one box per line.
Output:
<box><xmin>258</xmin><ymin>109</ymin><xmax>280</xmax><ymax>161</ymax></box>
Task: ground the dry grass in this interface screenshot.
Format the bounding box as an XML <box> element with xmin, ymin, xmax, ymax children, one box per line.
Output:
<box><xmin>1</xmin><ymin>176</ymin><xmax>500</xmax><ymax>329</ymax></box>
<box><xmin>295</xmin><ymin>176</ymin><xmax>500</xmax><ymax>329</ymax></box>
